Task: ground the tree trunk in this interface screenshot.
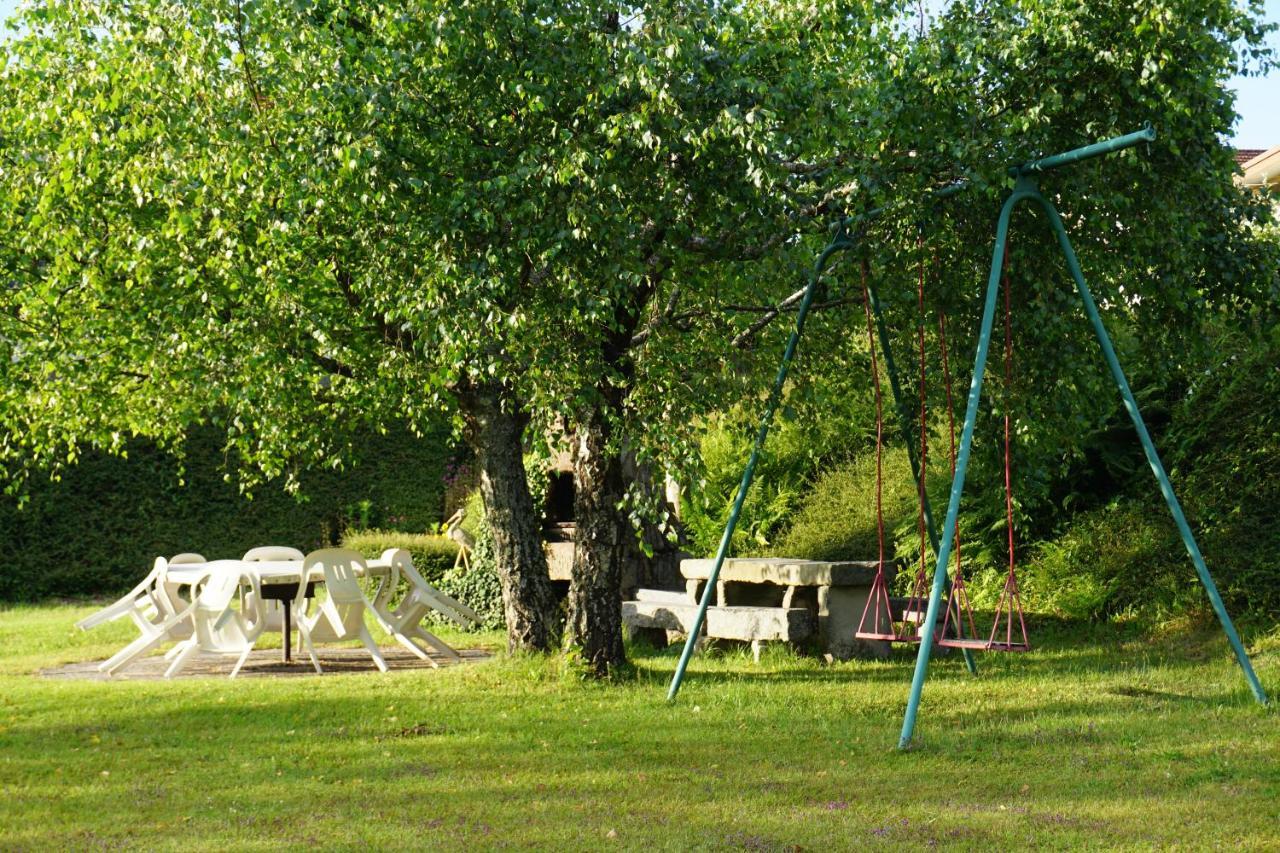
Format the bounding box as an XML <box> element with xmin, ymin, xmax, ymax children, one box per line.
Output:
<box><xmin>458</xmin><ymin>381</ymin><xmax>560</xmax><ymax>652</ymax></box>
<box><xmin>566</xmin><ymin>408</ymin><xmax>628</xmax><ymax>676</ymax></box>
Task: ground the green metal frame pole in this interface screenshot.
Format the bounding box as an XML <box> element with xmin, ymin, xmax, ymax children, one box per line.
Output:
<box><xmin>898</xmin><ymin>177</ymin><xmax>1268</xmax><ymax>748</ymax></box>
<box><xmin>867</xmin><ymin>282</ymin><xmax>978</xmax><ymax>676</ymax></box>
<box><xmin>1011</xmin><ymin>126</ymin><xmax>1156</xmax><ymax>176</ymax></box>
<box><xmin>1037</xmin><ymin>198</ymin><xmax>1269</xmax><ymax>707</ymax></box>
<box><xmin>897</xmin><ymin>186</ymin><xmax>1033</xmax><ymax>749</ymax></box>
<box><xmin>666</xmin><ymin>228</ymin><xmax>853</xmax><ymax>702</ymax></box>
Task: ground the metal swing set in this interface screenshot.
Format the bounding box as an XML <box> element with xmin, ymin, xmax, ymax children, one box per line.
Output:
<box><xmin>663</xmin><ymin>126</ymin><xmax>1270</xmax><ymax>750</ymax></box>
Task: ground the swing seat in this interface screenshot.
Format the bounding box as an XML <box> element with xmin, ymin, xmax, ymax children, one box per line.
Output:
<box><xmin>935</xmin><ymin>637</ymin><xmax>1030</xmax><ymax>652</ymax></box>
<box><xmin>853</xmin><ymin>629</ymin><xmax>900</xmax><ymax>642</ymax></box>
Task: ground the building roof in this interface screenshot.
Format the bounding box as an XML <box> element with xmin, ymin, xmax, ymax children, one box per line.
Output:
<box><xmin>1235</xmin><ymin>148</ymin><xmax>1267</xmax><ymax>166</ymax></box>
<box><xmin>1238</xmin><ymin>146</ymin><xmax>1280</xmax><ymax>189</ymax></box>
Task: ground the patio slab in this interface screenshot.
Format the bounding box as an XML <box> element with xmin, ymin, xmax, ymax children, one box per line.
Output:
<box><xmin>38</xmin><ymin>646</ymin><xmax>493</xmax><ymax>681</ymax></box>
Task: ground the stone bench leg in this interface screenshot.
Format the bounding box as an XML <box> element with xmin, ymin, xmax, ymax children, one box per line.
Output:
<box><xmin>819</xmin><ymin>585</ymin><xmax>890</xmax><ymax>660</ymax></box>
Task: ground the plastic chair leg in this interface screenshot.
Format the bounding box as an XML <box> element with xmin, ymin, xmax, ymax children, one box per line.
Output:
<box><xmin>164</xmin><ymin>641</ymin><xmax>200</xmax><ymax>679</ymax></box>
<box><xmin>390</xmin><ymin>628</ymin><xmax>435</xmax><ymax>664</ymax></box>
<box><xmin>298</xmin><ymin>625</ymin><xmax>323</xmax><ymax>674</ymax></box>
<box><xmin>409</xmin><ymin>627</ymin><xmax>462</xmax><ymax>661</ymax></box>
<box><xmin>100</xmin><ymin>631</ymin><xmax>164</xmax><ymax>675</ymax></box>
<box><xmin>358</xmin><ymin>625</ymin><xmax>389</xmax><ymax>673</ymax></box>
<box><xmin>229</xmin><ymin>646</ymin><xmax>254</xmax><ymax>679</ymax></box>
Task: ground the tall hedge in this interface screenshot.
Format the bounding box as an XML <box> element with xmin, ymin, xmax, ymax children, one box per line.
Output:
<box><xmin>0</xmin><ymin>422</ymin><xmax>455</xmax><ymax>601</ymax></box>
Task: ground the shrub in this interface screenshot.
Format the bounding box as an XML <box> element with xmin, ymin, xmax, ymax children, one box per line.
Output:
<box><xmin>772</xmin><ymin>446</ymin><xmax>921</xmax><ymax>562</ymax></box>
<box><xmin>1024</xmin><ymin>499</ymin><xmax>1185</xmax><ymax>619</ymax></box>
<box><xmin>1022</xmin><ymin>331</ymin><xmax>1280</xmax><ymax>620</ymax></box>
<box><xmin>436</xmin><ymin>521</ymin><xmax>505</xmax><ymax>631</ymax></box>
<box><xmin>681</xmin><ymin>399</ymin><xmax>875</xmax><ymax>557</ymax></box>
<box><xmin>343</xmin><ymin>530</ymin><xmax>459</xmax><ymax>585</ymax></box>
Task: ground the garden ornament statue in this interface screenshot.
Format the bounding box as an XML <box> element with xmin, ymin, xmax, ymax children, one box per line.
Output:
<box><xmin>445</xmin><ymin>508</ymin><xmax>475</xmax><ymax>571</ymax></box>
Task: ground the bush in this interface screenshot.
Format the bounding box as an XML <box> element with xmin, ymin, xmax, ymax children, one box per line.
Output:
<box><xmin>1024</xmin><ymin>499</ymin><xmax>1185</xmax><ymax>619</ymax></box>
<box><xmin>681</xmin><ymin>399</ymin><xmax>875</xmax><ymax>557</ymax></box>
<box><xmin>1023</xmin><ymin>331</ymin><xmax>1280</xmax><ymax>620</ymax></box>
<box><xmin>437</xmin><ymin>521</ymin><xmax>505</xmax><ymax>631</ymax></box>
<box><xmin>765</xmin><ymin>437</ymin><xmax>1012</xmax><ymax>603</ymax></box>
<box><xmin>343</xmin><ymin>530</ymin><xmax>459</xmax><ymax>585</ymax></box>
<box><xmin>0</xmin><ymin>421</ymin><xmax>456</xmax><ymax>601</ymax></box>
<box><xmin>772</xmin><ymin>446</ymin><xmax>921</xmax><ymax>562</ymax></box>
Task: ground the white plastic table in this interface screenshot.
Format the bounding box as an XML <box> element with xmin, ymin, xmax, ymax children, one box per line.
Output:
<box><xmin>166</xmin><ymin>559</ymin><xmax>391</xmax><ymax>662</ymax></box>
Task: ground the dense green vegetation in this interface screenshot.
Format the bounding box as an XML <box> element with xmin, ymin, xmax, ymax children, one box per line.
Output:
<box><xmin>0</xmin><ymin>423</ymin><xmax>454</xmax><ymax>601</ymax></box>
<box><xmin>1</xmin><ymin>603</ymin><xmax>1276</xmax><ymax>848</ymax></box>
<box><xmin>684</xmin><ymin>326</ymin><xmax>1280</xmax><ymax>622</ymax></box>
<box><xmin>1027</xmin><ymin>329</ymin><xmax>1280</xmax><ymax>620</ymax></box>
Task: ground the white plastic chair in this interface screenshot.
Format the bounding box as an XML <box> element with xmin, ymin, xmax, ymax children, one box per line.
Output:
<box><xmin>294</xmin><ymin>549</ymin><xmax>389</xmax><ymax>674</ymax></box>
<box><xmin>78</xmin><ymin>552</ymin><xmax>206</xmax><ymax>637</ymax></box>
<box><xmin>160</xmin><ymin>552</ymin><xmax>206</xmax><ymax>639</ymax></box>
<box><xmin>76</xmin><ymin>556</ymin><xmax>183</xmax><ymax>635</ymax></box>
<box><xmin>368</xmin><ymin>548</ymin><xmax>479</xmax><ymax>663</ymax></box>
<box><xmin>91</xmin><ymin>559</ymin><xmax>210</xmax><ymax>675</ymax></box>
<box><xmin>242</xmin><ymin>546</ymin><xmax>305</xmax><ymax>631</ymax></box>
<box><xmin>164</xmin><ymin>568</ymin><xmax>266</xmax><ymax>678</ymax></box>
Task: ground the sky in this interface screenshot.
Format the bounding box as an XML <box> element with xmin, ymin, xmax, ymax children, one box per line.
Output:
<box><xmin>0</xmin><ymin>0</ymin><xmax>1276</xmax><ymax>146</ymax></box>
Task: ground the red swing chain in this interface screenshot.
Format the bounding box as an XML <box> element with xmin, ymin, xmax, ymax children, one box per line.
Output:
<box><xmin>899</xmin><ymin>237</ymin><xmax>932</xmax><ymax>642</ymax></box>
<box><xmin>936</xmin><ymin>299</ymin><xmax>981</xmax><ymax>646</ymax></box>
<box><xmin>988</xmin><ymin>247</ymin><xmax>1031</xmax><ymax>651</ymax></box>
<box><xmin>855</xmin><ymin>258</ymin><xmax>898</xmax><ymax>641</ymax></box>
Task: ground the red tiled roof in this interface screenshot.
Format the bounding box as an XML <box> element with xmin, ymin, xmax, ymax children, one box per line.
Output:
<box><xmin>1235</xmin><ymin>149</ymin><xmax>1267</xmax><ymax>166</ymax></box>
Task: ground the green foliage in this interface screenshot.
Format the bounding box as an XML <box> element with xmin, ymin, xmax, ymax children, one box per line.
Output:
<box><xmin>681</xmin><ymin>381</ymin><xmax>877</xmax><ymax>557</ymax></box>
<box><xmin>1026</xmin><ymin>500</ymin><xmax>1184</xmax><ymax>620</ymax></box>
<box><xmin>1024</xmin><ymin>329</ymin><xmax>1280</xmax><ymax>620</ymax></box>
<box><xmin>772</xmin><ymin>447</ymin><xmax>919</xmax><ymax>563</ymax></box>
<box><xmin>0</xmin><ymin>423</ymin><xmax>453</xmax><ymax>601</ymax></box>
<box><xmin>342</xmin><ymin>530</ymin><xmax>459</xmax><ymax>585</ymax></box>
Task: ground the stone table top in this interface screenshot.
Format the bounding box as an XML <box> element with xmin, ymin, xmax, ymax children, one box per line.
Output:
<box><xmin>679</xmin><ymin>557</ymin><xmax>884</xmax><ymax>587</ymax></box>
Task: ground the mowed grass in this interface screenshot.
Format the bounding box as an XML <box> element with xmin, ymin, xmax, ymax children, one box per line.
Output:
<box><xmin>0</xmin><ymin>604</ymin><xmax>1277</xmax><ymax>850</ymax></box>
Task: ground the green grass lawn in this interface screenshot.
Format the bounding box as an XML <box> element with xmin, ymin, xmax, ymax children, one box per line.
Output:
<box><xmin>1</xmin><ymin>604</ymin><xmax>1277</xmax><ymax>850</ymax></box>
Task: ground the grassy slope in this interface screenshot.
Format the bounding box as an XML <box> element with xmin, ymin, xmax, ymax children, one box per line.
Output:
<box><xmin>0</xmin><ymin>606</ymin><xmax>1277</xmax><ymax>850</ymax></box>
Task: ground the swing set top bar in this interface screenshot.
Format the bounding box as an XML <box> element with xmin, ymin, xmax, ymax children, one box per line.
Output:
<box><xmin>1010</xmin><ymin>125</ymin><xmax>1156</xmax><ymax>176</ymax></box>
<box><xmin>841</xmin><ymin>125</ymin><xmax>1156</xmax><ymax>229</ymax></box>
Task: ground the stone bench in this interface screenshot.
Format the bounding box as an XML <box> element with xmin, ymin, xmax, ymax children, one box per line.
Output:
<box><xmin>680</xmin><ymin>558</ymin><xmax>891</xmax><ymax>660</ymax></box>
<box><xmin>623</xmin><ymin>588</ymin><xmax>815</xmax><ymax>662</ymax></box>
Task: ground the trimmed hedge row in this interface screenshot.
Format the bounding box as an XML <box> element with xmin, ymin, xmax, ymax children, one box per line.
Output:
<box><xmin>0</xmin><ymin>422</ymin><xmax>455</xmax><ymax>601</ymax></box>
<box><xmin>343</xmin><ymin>530</ymin><xmax>459</xmax><ymax>584</ymax></box>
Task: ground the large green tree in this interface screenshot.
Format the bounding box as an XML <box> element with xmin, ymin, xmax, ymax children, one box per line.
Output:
<box><xmin>2</xmin><ymin>0</ymin><xmax>1274</xmax><ymax>675</ymax></box>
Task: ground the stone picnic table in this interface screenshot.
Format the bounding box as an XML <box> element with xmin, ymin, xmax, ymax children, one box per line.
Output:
<box><xmin>623</xmin><ymin>557</ymin><xmax>895</xmax><ymax>661</ymax></box>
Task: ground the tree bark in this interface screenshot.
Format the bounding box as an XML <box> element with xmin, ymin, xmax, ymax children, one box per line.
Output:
<box><xmin>566</xmin><ymin>229</ymin><xmax>669</xmax><ymax>676</ymax></box>
<box><xmin>566</xmin><ymin>406</ymin><xmax>628</xmax><ymax>676</ymax></box>
<box><xmin>457</xmin><ymin>380</ymin><xmax>560</xmax><ymax>653</ymax></box>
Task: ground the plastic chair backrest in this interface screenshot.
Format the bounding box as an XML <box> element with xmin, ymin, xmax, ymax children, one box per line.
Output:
<box><xmin>242</xmin><ymin>546</ymin><xmax>305</xmax><ymax>562</ymax></box>
<box><xmin>302</xmin><ymin>549</ymin><xmax>367</xmax><ymax>602</ymax></box>
<box><xmin>170</xmin><ymin>553</ymin><xmax>207</xmax><ymax>565</ymax></box>
<box><xmin>381</xmin><ymin>548</ymin><xmax>425</xmax><ymax>589</ymax></box>
<box><xmin>190</xmin><ymin>567</ymin><xmax>262</xmax><ymax>652</ymax></box>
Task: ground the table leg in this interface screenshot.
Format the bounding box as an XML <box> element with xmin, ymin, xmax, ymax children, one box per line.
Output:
<box><xmin>283</xmin><ymin>603</ymin><xmax>292</xmax><ymax>663</ymax></box>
